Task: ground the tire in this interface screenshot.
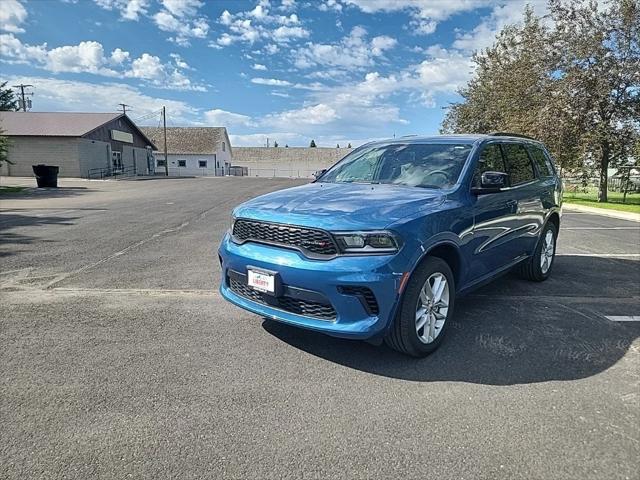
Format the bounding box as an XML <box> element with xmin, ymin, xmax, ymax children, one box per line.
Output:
<box><xmin>517</xmin><ymin>221</ymin><xmax>557</xmax><ymax>282</ymax></box>
<box><xmin>385</xmin><ymin>257</ymin><xmax>455</xmax><ymax>357</ymax></box>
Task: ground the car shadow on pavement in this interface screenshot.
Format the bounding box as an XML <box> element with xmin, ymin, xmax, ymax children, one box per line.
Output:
<box><xmin>262</xmin><ymin>256</ymin><xmax>640</xmax><ymax>385</ymax></box>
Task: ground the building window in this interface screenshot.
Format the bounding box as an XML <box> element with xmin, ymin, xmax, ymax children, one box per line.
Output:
<box><xmin>222</xmin><ymin>142</ymin><xmax>225</xmax><ymax>152</ymax></box>
<box><xmin>199</xmin><ymin>160</ymin><xmax>207</xmax><ymax>168</ymax></box>
<box><xmin>157</xmin><ymin>159</ymin><xmax>166</xmax><ymax>167</ymax></box>
<box><xmin>178</xmin><ymin>160</ymin><xmax>186</xmax><ymax>167</ymax></box>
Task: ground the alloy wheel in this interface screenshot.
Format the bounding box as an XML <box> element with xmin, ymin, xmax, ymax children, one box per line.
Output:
<box><xmin>540</xmin><ymin>229</ymin><xmax>555</xmax><ymax>274</ymax></box>
<box><xmin>415</xmin><ymin>272</ymin><xmax>449</xmax><ymax>344</ymax></box>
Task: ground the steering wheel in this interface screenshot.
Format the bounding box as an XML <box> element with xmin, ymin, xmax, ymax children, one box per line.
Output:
<box><xmin>424</xmin><ymin>170</ymin><xmax>450</xmax><ymax>184</ymax></box>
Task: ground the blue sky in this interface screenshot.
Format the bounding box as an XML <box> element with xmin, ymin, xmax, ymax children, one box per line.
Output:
<box><xmin>0</xmin><ymin>0</ymin><xmax>547</xmax><ymax>147</ymax></box>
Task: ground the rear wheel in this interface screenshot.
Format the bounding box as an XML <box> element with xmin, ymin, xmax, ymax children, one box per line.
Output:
<box><xmin>517</xmin><ymin>222</ymin><xmax>557</xmax><ymax>281</ymax></box>
<box><xmin>385</xmin><ymin>257</ymin><xmax>455</xmax><ymax>357</ymax></box>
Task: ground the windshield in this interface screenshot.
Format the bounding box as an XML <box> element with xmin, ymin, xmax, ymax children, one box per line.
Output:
<box><xmin>319</xmin><ymin>143</ymin><xmax>473</xmax><ymax>189</ymax></box>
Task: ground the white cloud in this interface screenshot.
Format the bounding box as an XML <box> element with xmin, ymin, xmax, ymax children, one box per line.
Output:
<box><xmin>110</xmin><ymin>48</ymin><xmax>130</xmax><ymax>65</ymax></box>
<box><xmin>293</xmin><ymin>26</ymin><xmax>397</xmax><ymax>70</ymax></box>
<box><xmin>204</xmin><ymin>108</ymin><xmax>255</xmax><ymax>127</ymax></box>
<box><xmin>0</xmin><ymin>0</ymin><xmax>27</xmax><ymax>33</ymax></box>
<box><xmin>341</xmin><ymin>0</ymin><xmax>493</xmax><ymax>36</ymax></box>
<box><xmin>319</xmin><ymin>0</ymin><xmax>343</xmax><ymax>13</ymax></box>
<box><xmin>251</xmin><ymin>77</ymin><xmax>292</xmax><ymax>87</ymax></box>
<box><xmin>153</xmin><ymin>0</ymin><xmax>209</xmax><ymax>46</ymax></box>
<box><xmin>0</xmin><ymin>34</ymin><xmax>204</xmax><ymax>91</ymax></box>
<box><xmin>214</xmin><ymin>2</ymin><xmax>309</xmax><ymax>47</ymax></box>
<box><xmin>279</xmin><ymin>0</ymin><xmax>296</xmax><ymax>11</ymax></box>
<box><xmin>252</xmin><ymin>63</ymin><xmax>267</xmax><ymax>70</ymax></box>
<box><xmin>93</xmin><ymin>0</ymin><xmax>150</xmax><ymax>21</ymax></box>
<box><xmin>160</xmin><ymin>0</ymin><xmax>203</xmax><ymax>18</ymax></box>
<box><xmin>4</xmin><ymin>75</ymin><xmax>198</xmax><ymax>124</ymax></box>
<box><xmin>453</xmin><ymin>0</ymin><xmax>548</xmax><ymax>51</ymax></box>
<box><xmin>265</xmin><ymin>103</ymin><xmax>338</xmax><ymax>128</ymax></box>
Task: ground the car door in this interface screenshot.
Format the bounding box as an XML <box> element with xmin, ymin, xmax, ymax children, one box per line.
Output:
<box><xmin>501</xmin><ymin>142</ymin><xmax>544</xmax><ymax>258</ymax></box>
<box><xmin>466</xmin><ymin>142</ymin><xmax>519</xmax><ymax>281</ymax></box>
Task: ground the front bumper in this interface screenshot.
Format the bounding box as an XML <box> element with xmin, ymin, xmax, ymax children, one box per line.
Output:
<box><xmin>218</xmin><ymin>232</ymin><xmax>408</xmax><ymax>339</ymax></box>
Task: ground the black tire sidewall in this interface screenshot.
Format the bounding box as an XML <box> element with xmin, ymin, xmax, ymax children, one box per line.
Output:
<box><xmin>396</xmin><ymin>257</ymin><xmax>456</xmax><ymax>357</ymax></box>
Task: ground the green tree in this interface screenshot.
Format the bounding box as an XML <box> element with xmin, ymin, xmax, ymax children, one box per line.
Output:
<box><xmin>309</xmin><ymin>139</ymin><xmax>317</xmax><ymax>147</ymax></box>
<box><xmin>0</xmin><ymin>82</ymin><xmax>18</xmax><ymax>111</ymax></box>
<box><xmin>441</xmin><ymin>0</ymin><xmax>640</xmax><ymax>202</ymax></box>
<box><xmin>347</xmin><ymin>143</ymin><xmax>352</xmax><ymax>148</ymax></box>
<box><xmin>549</xmin><ymin>0</ymin><xmax>639</xmax><ymax>201</ymax></box>
<box><xmin>336</xmin><ymin>143</ymin><xmax>340</xmax><ymax>148</ymax></box>
<box><xmin>274</xmin><ymin>141</ymin><xmax>279</xmax><ymax>147</ymax></box>
<box><xmin>0</xmin><ymin>128</ymin><xmax>11</xmax><ymax>167</ymax></box>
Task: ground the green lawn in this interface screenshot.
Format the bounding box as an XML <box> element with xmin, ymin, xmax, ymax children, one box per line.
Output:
<box><xmin>564</xmin><ymin>187</ymin><xmax>640</xmax><ymax>214</ymax></box>
<box><xmin>0</xmin><ymin>186</ymin><xmax>27</xmax><ymax>195</ymax></box>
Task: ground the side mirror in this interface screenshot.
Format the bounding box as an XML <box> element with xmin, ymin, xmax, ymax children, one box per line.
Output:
<box><xmin>312</xmin><ymin>169</ymin><xmax>327</xmax><ymax>181</ymax></box>
<box><xmin>472</xmin><ymin>171</ymin><xmax>509</xmax><ymax>194</ymax></box>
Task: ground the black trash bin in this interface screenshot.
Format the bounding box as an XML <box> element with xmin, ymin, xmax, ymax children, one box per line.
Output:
<box><xmin>32</xmin><ymin>164</ymin><xmax>59</xmax><ymax>188</ymax></box>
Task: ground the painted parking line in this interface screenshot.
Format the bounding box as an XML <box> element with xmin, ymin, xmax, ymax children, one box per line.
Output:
<box><xmin>563</xmin><ymin>227</ymin><xmax>640</xmax><ymax>230</ymax></box>
<box><xmin>605</xmin><ymin>316</ymin><xmax>640</xmax><ymax>322</ymax></box>
<box><xmin>556</xmin><ymin>253</ymin><xmax>640</xmax><ymax>257</ymax></box>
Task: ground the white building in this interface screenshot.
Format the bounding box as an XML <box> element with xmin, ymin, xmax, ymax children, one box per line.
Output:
<box><xmin>141</xmin><ymin>127</ymin><xmax>232</xmax><ymax>176</ymax></box>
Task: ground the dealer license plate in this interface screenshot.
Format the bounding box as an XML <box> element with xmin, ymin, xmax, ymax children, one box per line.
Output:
<box><xmin>247</xmin><ymin>269</ymin><xmax>275</xmax><ymax>294</ymax></box>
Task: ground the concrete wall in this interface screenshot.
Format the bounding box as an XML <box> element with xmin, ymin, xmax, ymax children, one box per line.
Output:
<box><xmin>232</xmin><ymin>147</ymin><xmax>352</xmax><ymax>178</ymax></box>
<box><xmin>1</xmin><ymin>136</ymin><xmax>81</xmax><ymax>177</ymax></box>
<box><xmin>78</xmin><ymin>138</ymin><xmax>111</xmax><ymax>177</ymax></box>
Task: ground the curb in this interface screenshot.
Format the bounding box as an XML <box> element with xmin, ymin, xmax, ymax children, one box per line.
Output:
<box><xmin>564</xmin><ymin>203</ymin><xmax>640</xmax><ymax>223</ymax></box>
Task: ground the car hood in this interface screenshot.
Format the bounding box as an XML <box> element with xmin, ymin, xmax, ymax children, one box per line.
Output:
<box><xmin>234</xmin><ymin>182</ymin><xmax>446</xmax><ymax>230</ymax></box>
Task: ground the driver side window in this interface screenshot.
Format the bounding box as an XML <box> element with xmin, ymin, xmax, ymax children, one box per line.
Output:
<box><xmin>473</xmin><ymin>144</ymin><xmax>507</xmax><ymax>187</ymax></box>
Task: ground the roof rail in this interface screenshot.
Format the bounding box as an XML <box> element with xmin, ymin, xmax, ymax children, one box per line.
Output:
<box><xmin>488</xmin><ymin>132</ymin><xmax>538</xmax><ymax>141</ymax></box>
<box><xmin>399</xmin><ymin>134</ymin><xmax>418</xmax><ymax>138</ymax></box>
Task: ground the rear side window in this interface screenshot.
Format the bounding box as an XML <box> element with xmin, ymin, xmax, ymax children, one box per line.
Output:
<box><xmin>528</xmin><ymin>145</ymin><xmax>555</xmax><ymax>177</ymax></box>
<box><xmin>473</xmin><ymin>144</ymin><xmax>507</xmax><ymax>187</ymax></box>
<box><xmin>502</xmin><ymin>144</ymin><xmax>535</xmax><ymax>185</ymax></box>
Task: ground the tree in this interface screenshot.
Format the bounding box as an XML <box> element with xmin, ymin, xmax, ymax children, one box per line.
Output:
<box><xmin>0</xmin><ymin>128</ymin><xmax>11</xmax><ymax>167</ymax></box>
<box><xmin>285</xmin><ymin>144</ymin><xmax>289</xmax><ymax>148</ymax></box>
<box><xmin>309</xmin><ymin>139</ymin><xmax>317</xmax><ymax>147</ymax></box>
<box><xmin>347</xmin><ymin>143</ymin><xmax>352</xmax><ymax>148</ymax></box>
<box><xmin>441</xmin><ymin>1</ymin><xmax>639</xmax><ymax>202</ymax></box>
<box><xmin>274</xmin><ymin>141</ymin><xmax>279</xmax><ymax>147</ymax></box>
<box><xmin>549</xmin><ymin>0</ymin><xmax>639</xmax><ymax>202</ymax></box>
<box><xmin>336</xmin><ymin>143</ymin><xmax>340</xmax><ymax>148</ymax></box>
<box><xmin>0</xmin><ymin>82</ymin><xmax>18</xmax><ymax>111</ymax></box>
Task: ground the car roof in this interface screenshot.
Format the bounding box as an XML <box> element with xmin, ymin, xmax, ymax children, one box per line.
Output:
<box><xmin>364</xmin><ymin>134</ymin><xmax>544</xmax><ymax>147</ymax></box>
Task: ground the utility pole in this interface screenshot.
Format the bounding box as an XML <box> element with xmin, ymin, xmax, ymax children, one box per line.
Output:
<box><xmin>118</xmin><ymin>103</ymin><xmax>131</xmax><ymax>114</ymax></box>
<box><xmin>13</xmin><ymin>84</ymin><xmax>33</xmax><ymax>112</ymax></box>
<box><xmin>162</xmin><ymin>106</ymin><xmax>169</xmax><ymax>177</ymax></box>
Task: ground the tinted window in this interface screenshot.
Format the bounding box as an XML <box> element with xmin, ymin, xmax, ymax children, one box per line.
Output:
<box><xmin>502</xmin><ymin>144</ymin><xmax>535</xmax><ymax>185</ymax></box>
<box><xmin>473</xmin><ymin>144</ymin><xmax>507</xmax><ymax>187</ymax></box>
<box><xmin>320</xmin><ymin>143</ymin><xmax>472</xmax><ymax>189</ymax></box>
<box><xmin>528</xmin><ymin>145</ymin><xmax>554</xmax><ymax>177</ymax></box>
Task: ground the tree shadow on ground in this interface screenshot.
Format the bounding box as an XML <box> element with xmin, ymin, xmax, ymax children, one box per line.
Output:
<box><xmin>263</xmin><ymin>256</ymin><xmax>640</xmax><ymax>385</ymax></box>
<box><xmin>0</xmin><ymin>186</ymin><xmax>93</xmax><ymax>200</ymax></box>
<box><xmin>0</xmin><ymin>213</ymin><xmax>77</xmax><ymax>257</ymax></box>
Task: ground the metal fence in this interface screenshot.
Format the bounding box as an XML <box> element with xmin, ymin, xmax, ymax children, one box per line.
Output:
<box><xmin>87</xmin><ymin>165</ymin><xmax>136</xmax><ymax>180</ymax></box>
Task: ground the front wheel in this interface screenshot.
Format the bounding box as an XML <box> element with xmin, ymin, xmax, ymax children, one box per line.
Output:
<box><xmin>517</xmin><ymin>222</ymin><xmax>557</xmax><ymax>282</ymax></box>
<box><xmin>385</xmin><ymin>257</ymin><xmax>455</xmax><ymax>357</ymax></box>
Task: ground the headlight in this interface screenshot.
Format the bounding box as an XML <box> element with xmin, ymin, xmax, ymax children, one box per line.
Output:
<box><xmin>333</xmin><ymin>230</ymin><xmax>401</xmax><ymax>254</ymax></box>
<box><xmin>229</xmin><ymin>215</ymin><xmax>236</xmax><ymax>233</ymax></box>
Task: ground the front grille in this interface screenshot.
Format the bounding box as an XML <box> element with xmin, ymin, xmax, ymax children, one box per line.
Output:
<box><xmin>233</xmin><ymin>219</ymin><xmax>337</xmax><ymax>256</ymax></box>
<box><xmin>339</xmin><ymin>286</ymin><xmax>379</xmax><ymax>315</ymax></box>
<box><xmin>230</xmin><ymin>279</ymin><xmax>337</xmax><ymax>321</ymax></box>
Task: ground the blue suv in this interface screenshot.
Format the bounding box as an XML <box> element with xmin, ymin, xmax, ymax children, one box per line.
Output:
<box><xmin>218</xmin><ymin>134</ymin><xmax>562</xmax><ymax>357</ymax></box>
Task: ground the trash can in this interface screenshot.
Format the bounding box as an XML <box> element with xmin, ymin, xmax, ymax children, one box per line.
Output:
<box><xmin>32</xmin><ymin>164</ymin><xmax>59</xmax><ymax>188</ymax></box>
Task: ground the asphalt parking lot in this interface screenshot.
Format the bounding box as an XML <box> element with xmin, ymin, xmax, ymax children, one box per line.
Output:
<box><xmin>1</xmin><ymin>176</ymin><xmax>639</xmax><ymax>480</ymax></box>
